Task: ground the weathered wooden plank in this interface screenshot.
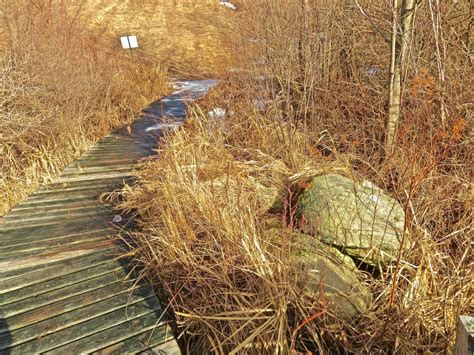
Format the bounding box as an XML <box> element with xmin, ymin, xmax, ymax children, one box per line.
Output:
<box><xmin>52</xmin><ymin>171</ymin><xmax>132</xmax><ymax>184</ymax></box>
<box><xmin>0</xmin><ymin>260</ymin><xmax>125</xmax><ymax>306</ymax></box>
<box><xmin>86</xmin><ymin>144</ymin><xmax>130</xmax><ymax>150</ymax></box>
<box><xmin>1</xmin><ymin>294</ymin><xmax>159</xmax><ymax>352</ymax></box>
<box><xmin>12</xmin><ymin>195</ymin><xmax>110</xmax><ymax>212</ymax></box>
<box><xmin>4</xmin><ymin>204</ymin><xmax>115</xmax><ymax>224</ymax></box>
<box><xmin>40</xmin><ymin>176</ymin><xmax>127</xmax><ymax>190</ymax></box>
<box><xmin>58</xmin><ymin>168</ymin><xmax>135</xmax><ymax>180</ymax></box>
<box><xmin>149</xmin><ymin>339</ymin><xmax>182</xmax><ymax>355</ymax></box>
<box><xmin>7</xmin><ymin>195</ymin><xmax>107</xmax><ymax>214</ymax></box>
<box><xmin>3</xmin><ymin>203</ymin><xmax>111</xmax><ymax>221</ymax></box>
<box><xmin>72</xmin><ymin>157</ymin><xmax>142</xmax><ymax>165</ymax></box>
<box><xmin>20</xmin><ymin>187</ymin><xmax>114</xmax><ymax>202</ymax></box>
<box><xmin>80</xmin><ymin>153</ymin><xmax>145</xmax><ymax>161</ymax></box>
<box><xmin>0</xmin><ymin>282</ymin><xmax>152</xmax><ymax>334</ymax></box>
<box><xmin>13</xmin><ymin>192</ymin><xmax>107</xmax><ymax>208</ymax></box>
<box><xmin>0</xmin><ymin>239</ymin><xmax>112</xmax><ymax>274</ymax></box>
<box><xmin>48</xmin><ymin>314</ymin><xmax>174</xmax><ymax>354</ymax></box>
<box><xmin>26</xmin><ymin>177</ymin><xmax>125</xmax><ymax>194</ymax></box>
<box><xmin>93</xmin><ymin>326</ymin><xmax>180</xmax><ymax>355</ymax></box>
<box><xmin>0</xmin><ymin>250</ymin><xmax>113</xmax><ymax>288</ymax></box>
<box><xmin>2</xmin><ymin>268</ymin><xmax>130</xmax><ymax>318</ymax></box>
<box><xmin>69</xmin><ymin>160</ymin><xmax>140</xmax><ymax>168</ymax></box>
<box><xmin>1</xmin><ymin>205</ymin><xmax>111</xmax><ymax>226</ymax></box>
<box><xmin>7</xmin><ymin>198</ymin><xmax>103</xmax><ymax>215</ymax></box>
<box><xmin>62</xmin><ymin>167</ymin><xmax>131</xmax><ymax>178</ymax></box>
<box><xmin>20</xmin><ymin>179</ymin><xmax>127</xmax><ymax>200</ymax></box>
<box><xmin>0</xmin><ymin>219</ymin><xmax>110</xmax><ymax>244</ymax></box>
<box><xmin>75</xmin><ymin>146</ymin><xmax>145</xmax><ymax>154</ymax></box>
<box><xmin>0</xmin><ymin>242</ymin><xmax>111</xmax><ymax>284</ymax></box>
<box><xmin>0</xmin><ymin>228</ymin><xmax>111</xmax><ymax>253</ymax></box>
<box><xmin>93</xmin><ymin>134</ymin><xmax>134</xmax><ymax>141</ymax></box>
<box><xmin>0</xmin><ymin>234</ymin><xmax>108</xmax><ymax>261</ymax></box>
<box><xmin>0</xmin><ymin>210</ymin><xmax>111</xmax><ymax>231</ymax></box>
<box><xmin>80</xmin><ymin>144</ymin><xmax>143</xmax><ymax>153</ymax></box>
<box><xmin>84</xmin><ymin>146</ymin><xmax>135</xmax><ymax>153</ymax></box>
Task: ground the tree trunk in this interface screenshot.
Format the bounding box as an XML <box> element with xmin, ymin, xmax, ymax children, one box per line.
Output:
<box><xmin>386</xmin><ymin>0</ymin><xmax>417</xmax><ymax>150</ymax></box>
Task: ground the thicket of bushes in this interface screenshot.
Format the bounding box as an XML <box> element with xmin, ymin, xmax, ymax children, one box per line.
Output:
<box><xmin>0</xmin><ymin>0</ymin><xmax>167</xmax><ymax>214</ymax></box>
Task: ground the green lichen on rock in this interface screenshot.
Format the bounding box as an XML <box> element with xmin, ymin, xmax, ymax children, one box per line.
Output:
<box><xmin>298</xmin><ymin>174</ymin><xmax>406</xmax><ymax>265</ymax></box>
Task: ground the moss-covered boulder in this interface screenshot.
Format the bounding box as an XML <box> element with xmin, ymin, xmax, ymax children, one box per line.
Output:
<box><xmin>298</xmin><ymin>174</ymin><xmax>406</xmax><ymax>265</ymax></box>
<box><xmin>267</xmin><ymin>229</ymin><xmax>371</xmax><ymax>319</ymax></box>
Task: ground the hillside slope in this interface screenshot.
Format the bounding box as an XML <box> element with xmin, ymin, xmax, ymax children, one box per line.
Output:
<box><xmin>81</xmin><ymin>0</ymin><xmax>240</xmax><ymax>76</ymax></box>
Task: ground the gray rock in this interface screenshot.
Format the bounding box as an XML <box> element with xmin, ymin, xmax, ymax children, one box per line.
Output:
<box><xmin>204</xmin><ymin>176</ymin><xmax>282</xmax><ymax>214</ymax></box>
<box><xmin>266</xmin><ymin>229</ymin><xmax>371</xmax><ymax>319</ymax></box>
<box><xmin>298</xmin><ymin>174</ymin><xmax>406</xmax><ymax>265</ymax></box>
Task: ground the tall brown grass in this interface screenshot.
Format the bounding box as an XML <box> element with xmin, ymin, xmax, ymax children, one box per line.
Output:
<box><xmin>0</xmin><ymin>0</ymin><xmax>168</xmax><ymax>215</ymax></box>
<box><xmin>114</xmin><ymin>0</ymin><xmax>472</xmax><ymax>353</ymax></box>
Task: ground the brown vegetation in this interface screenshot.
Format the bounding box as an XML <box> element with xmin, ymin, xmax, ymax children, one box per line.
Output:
<box><xmin>115</xmin><ymin>0</ymin><xmax>472</xmax><ymax>353</ymax></box>
<box><xmin>0</xmin><ymin>0</ymin><xmax>168</xmax><ymax>215</ymax></box>
<box><xmin>0</xmin><ymin>0</ymin><xmax>471</xmax><ymax>352</ymax></box>
<box><xmin>81</xmin><ymin>0</ymin><xmax>241</xmax><ymax>76</ymax></box>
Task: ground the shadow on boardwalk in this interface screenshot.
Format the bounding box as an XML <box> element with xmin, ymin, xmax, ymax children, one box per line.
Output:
<box><xmin>0</xmin><ymin>314</ymin><xmax>11</xmax><ymax>355</ymax></box>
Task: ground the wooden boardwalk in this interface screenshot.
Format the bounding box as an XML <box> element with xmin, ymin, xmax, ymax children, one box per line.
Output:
<box><xmin>0</xmin><ymin>80</ymin><xmax>216</xmax><ymax>354</ymax></box>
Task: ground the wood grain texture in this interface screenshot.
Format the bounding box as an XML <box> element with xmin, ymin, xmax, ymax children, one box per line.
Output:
<box><xmin>0</xmin><ymin>83</ymin><xmax>219</xmax><ymax>354</ymax></box>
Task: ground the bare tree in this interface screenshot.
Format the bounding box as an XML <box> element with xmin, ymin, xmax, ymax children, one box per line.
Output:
<box><xmin>428</xmin><ymin>0</ymin><xmax>447</xmax><ymax>125</ymax></box>
<box><xmin>386</xmin><ymin>0</ymin><xmax>417</xmax><ymax>150</ymax></box>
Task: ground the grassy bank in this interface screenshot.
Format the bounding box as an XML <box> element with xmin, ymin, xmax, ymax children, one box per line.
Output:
<box><xmin>0</xmin><ymin>0</ymin><xmax>168</xmax><ymax>215</ymax></box>
<box><xmin>81</xmin><ymin>0</ymin><xmax>241</xmax><ymax>77</ymax></box>
<box><xmin>114</xmin><ymin>0</ymin><xmax>472</xmax><ymax>353</ymax></box>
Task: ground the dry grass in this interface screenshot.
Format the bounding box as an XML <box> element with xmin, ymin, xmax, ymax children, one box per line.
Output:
<box><xmin>80</xmin><ymin>0</ymin><xmax>241</xmax><ymax>77</ymax></box>
<box><xmin>0</xmin><ymin>0</ymin><xmax>168</xmax><ymax>215</ymax></box>
<box><xmin>115</xmin><ymin>83</ymin><xmax>472</xmax><ymax>353</ymax></box>
<box><xmin>113</xmin><ymin>0</ymin><xmax>473</xmax><ymax>353</ymax></box>
<box><xmin>113</xmin><ymin>103</ymin><xmax>353</xmax><ymax>353</ymax></box>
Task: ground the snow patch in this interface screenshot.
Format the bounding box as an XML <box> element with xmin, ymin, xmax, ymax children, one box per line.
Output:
<box><xmin>368</xmin><ymin>194</ymin><xmax>381</xmax><ymax>204</ymax></box>
<box><xmin>208</xmin><ymin>108</ymin><xmax>227</xmax><ymax>119</ymax></box>
<box><xmin>219</xmin><ymin>1</ymin><xmax>237</xmax><ymax>10</ymax></box>
<box><xmin>364</xmin><ymin>66</ymin><xmax>380</xmax><ymax>76</ymax></box>
<box><xmin>145</xmin><ymin>79</ymin><xmax>219</xmax><ymax>132</ymax></box>
<box><xmin>362</xmin><ymin>179</ymin><xmax>382</xmax><ymax>191</ymax></box>
<box><xmin>145</xmin><ymin>122</ymin><xmax>183</xmax><ymax>132</ymax></box>
<box><xmin>171</xmin><ymin>79</ymin><xmax>219</xmax><ymax>95</ymax></box>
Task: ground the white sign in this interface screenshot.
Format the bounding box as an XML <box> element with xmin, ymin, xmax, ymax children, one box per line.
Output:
<box><xmin>120</xmin><ymin>35</ymin><xmax>138</xmax><ymax>49</ymax></box>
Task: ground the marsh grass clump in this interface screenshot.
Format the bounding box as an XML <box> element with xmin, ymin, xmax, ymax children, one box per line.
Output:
<box><xmin>114</xmin><ymin>105</ymin><xmax>367</xmax><ymax>353</ymax></box>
